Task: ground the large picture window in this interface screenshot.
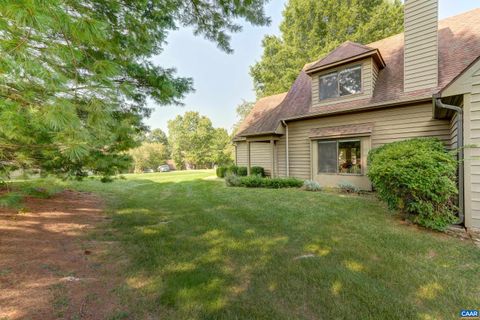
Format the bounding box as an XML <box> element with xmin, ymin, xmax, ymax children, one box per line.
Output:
<box><xmin>319</xmin><ymin>65</ymin><xmax>362</xmax><ymax>100</ymax></box>
<box><xmin>318</xmin><ymin>140</ymin><xmax>362</xmax><ymax>175</ymax></box>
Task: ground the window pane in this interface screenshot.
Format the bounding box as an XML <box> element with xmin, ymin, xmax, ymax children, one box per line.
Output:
<box><xmin>339</xmin><ymin>66</ymin><xmax>361</xmax><ymax>96</ymax></box>
<box><xmin>338</xmin><ymin>140</ymin><xmax>361</xmax><ymax>174</ymax></box>
<box><xmin>318</xmin><ymin>141</ymin><xmax>337</xmax><ymax>173</ymax></box>
<box><xmin>319</xmin><ymin>73</ymin><xmax>338</xmax><ymax>100</ymax></box>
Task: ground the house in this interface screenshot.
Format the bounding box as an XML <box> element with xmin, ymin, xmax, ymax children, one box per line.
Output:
<box><xmin>233</xmin><ymin>0</ymin><xmax>480</xmax><ymax>231</ymax></box>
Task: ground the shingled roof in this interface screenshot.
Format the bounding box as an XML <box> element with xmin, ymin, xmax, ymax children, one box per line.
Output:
<box><xmin>304</xmin><ymin>41</ymin><xmax>385</xmax><ymax>74</ymax></box>
<box><xmin>234</xmin><ymin>92</ymin><xmax>287</xmax><ymax>139</ymax></box>
<box><xmin>236</xmin><ymin>9</ymin><xmax>480</xmax><ymax>138</ymax></box>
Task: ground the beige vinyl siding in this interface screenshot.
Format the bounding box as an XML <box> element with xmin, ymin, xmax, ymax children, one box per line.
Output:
<box><xmin>286</xmin><ymin>103</ymin><xmax>450</xmax><ymax>180</ymax></box>
<box><xmin>449</xmin><ymin>112</ymin><xmax>458</xmax><ymax>150</ymax></box>
<box><xmin>234</xmin><ymin>141</ymin><xmax>275</xmax><ymax>176</ymax></box>
<box><xmin>235</xmin><ymin>142</ymin><xmax>248</xmax><ymax>166</ymax></box>
<box><xmin>465</xmin><ymin>70</ymin><xmax>480</xmax><ymax>228</ymax></box>
<box><xmin>311</xmin><ymin>58</ymin><xmax>373</xmax><ymax>110</ymax></box>
<box><xmin>250</xmin><ymin>142</ymin><xmax>273</xmax><ymax>176</ymax></box>
<box><xmin>404</xmin><ymin>0</ymin><xmax>438</xmax><ymax>92</ymax></box>
<box><xmin>436</xmin><ymin>58</ymin><xmax>480</xmax><ymax>229</ymax></box>
<box><xmin>276</xmin><ymin>136</ymin><xmax>287</xmax><ymax>177</ymax></box>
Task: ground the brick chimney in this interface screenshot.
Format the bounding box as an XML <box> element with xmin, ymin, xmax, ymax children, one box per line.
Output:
<box><xmin>404</xmin><ymin>0</ymin><xmax>438</xmax><ymax>92</ymax></box>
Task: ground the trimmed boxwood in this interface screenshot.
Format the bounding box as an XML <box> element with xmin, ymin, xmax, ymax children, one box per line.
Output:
<box><xmin>250</xmin><ymin>166</ymin><xmax>265</xmax><ymax>177</ymax></box>
<box><xmin>367</xmin><ymin>138</ymin><xmax>458</xmax><ymax>231</ymax></box>
<box><xmin>227</xmin><ymin>165</ymin><xmax>239</xmax><ymax>175</ymax></box>
<box><xmin>225</xmin><ymin>175</ymin><xmax>303</xmax><ymax>189</ymax></box>
<box><xmin>236</xmin><ymin>166</ymin><xmax>248</xmax><ymax>176</ymax></box>
<box><xmin>216</xmin><ymin>166</ymin><xmax>228</xmax><ymax>178</ymax></box>
<box><xmin>225</xmin><ymin>165</ymin><xmax>248</xmax><ymax>176</ymax></box>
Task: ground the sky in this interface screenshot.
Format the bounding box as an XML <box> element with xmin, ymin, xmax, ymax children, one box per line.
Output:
<box><xmin>146</xmin><ymin>0</ymin><xmax>480</xmax><ymax>134</ymax></box>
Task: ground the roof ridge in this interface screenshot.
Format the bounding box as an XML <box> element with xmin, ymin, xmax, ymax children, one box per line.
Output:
<box><xmin>345</xmin><ymin>41</ymin><xmax>374</xmax><ymax>50</ymax></box>
<box><xmin>305</xmin><ymin>40</ymin><xmax>378</xmax><ymax>72</ymax></box>
<box><xmin>439</xmin><ymin>7</ymin><xmax>480</xmax><ymax>24</ymax></box>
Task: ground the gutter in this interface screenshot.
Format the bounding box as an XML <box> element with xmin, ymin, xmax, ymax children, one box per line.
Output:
<box><xmin>281</xmin><ymin>120</ymin><xmax>289</xmax><ymax>176</ymax></box>
<box><xmin>282</xmin><ymin>97</ymin><xmax>432</xmax><ymax>122</ymax></box>
<box><xmin>434</xmin><ymin>94</ymin><xmax>464</xmax><ymax>225</ymax></box>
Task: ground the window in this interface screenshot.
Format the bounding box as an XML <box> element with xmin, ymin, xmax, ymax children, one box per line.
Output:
<box><xmin>318</xmin><ymin>140</ymin><xmax>362</xmax><ymax>175</ymax></box>
<box><xmin>318</xmin><ymin>141</ymin><xmax>337</xmax><ymax>173</ymax></box>
<box><xmin>319</xmin><ymin>65</ymin><xmax>362</xmax><ymax>100</ymax></box>
<box><xmin>338</xmin><ymin>140</ymin><xmax>361</xmax><ymax>174</ymax></box>
<box><xmin>319</xmin><ymin>73</ymin><xmax>338</xmax><ymax>100</ymax></box>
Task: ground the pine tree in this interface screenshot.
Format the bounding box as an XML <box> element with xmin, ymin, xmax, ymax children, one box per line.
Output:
<box><xmin>0</xmin><ymin>0</ymin><xmax>269</xmax><ymax>179</ymax></box>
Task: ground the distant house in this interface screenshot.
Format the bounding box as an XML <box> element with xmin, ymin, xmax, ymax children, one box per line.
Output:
<box><xmin>234</xmin><ymin>0</ymin><xmax>480</xmax><ymax>231</ymax></box>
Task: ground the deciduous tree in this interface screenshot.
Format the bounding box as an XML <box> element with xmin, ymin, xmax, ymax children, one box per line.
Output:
<box><xmin>168</xmin><ymin>112</ymin><xmax>233</xmax><ymax>169</ymax></box>
<box><xmin>210</xmin><ymin>128</ymin><xmax>234</xmax><ymax>166</ymax></box>
<box><xmin>168</xmin><ymin>112</ymin><xmax>215</xmax><ymax>169</ymax></box>
<box><xmin>129</xmin><ymin>143</ymin><xmax>169</xmax><ymax>173</ymax></box>
<box><xmin>232</xmin><ymin>100</ymin><xmax>255</xmax><ymax>134</ymax></box>
<box><xmin>146</xmin><ymin>129</ymin><xmax>169</xmax><ymax>146</ymax></box>
<box><xmin>250</xmin><ymin>0</ymin><xmax>403</xmax><ymax>97</ymax></box>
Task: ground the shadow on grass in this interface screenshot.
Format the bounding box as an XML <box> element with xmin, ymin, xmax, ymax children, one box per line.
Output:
<box><xmin>74</xmin><ymin>176</ymin><xmax>480</xmax><ymax>320</ymax></box>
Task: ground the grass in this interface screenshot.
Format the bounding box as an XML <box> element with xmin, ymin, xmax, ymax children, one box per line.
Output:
<box><xmin>21</xmin><ymin>170</ymin><xmax>480</xmax><ymax>319</ymax></box>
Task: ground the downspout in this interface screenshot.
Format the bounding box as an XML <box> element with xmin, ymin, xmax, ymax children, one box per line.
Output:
<box><xmin>282</xmin><ymin>120</ymin><xmax>289</xmax><ymax>176</ymax></box>
<box><xmin>435</xmin><ymin>95</ymin><xmax>464</xmax><ymax>225</ymax></box>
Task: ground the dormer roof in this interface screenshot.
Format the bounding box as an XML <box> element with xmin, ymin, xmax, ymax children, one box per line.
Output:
<box><xmin>304</xmin><ymin>41</ymin><xmax>385</xmax><ymax>75</ymax></box>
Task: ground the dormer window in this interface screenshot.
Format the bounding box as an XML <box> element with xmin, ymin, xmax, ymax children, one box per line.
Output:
<box><xmin>319</xmin><ymin>65</ymin><xmax>362</xmax><ymax>100</ymax></box>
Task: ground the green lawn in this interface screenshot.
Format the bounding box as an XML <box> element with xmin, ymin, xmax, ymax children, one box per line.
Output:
<box><xmin>61</xmin><ymin>170</ymin><xmax>479</xmax><ymax>319</ymax></box>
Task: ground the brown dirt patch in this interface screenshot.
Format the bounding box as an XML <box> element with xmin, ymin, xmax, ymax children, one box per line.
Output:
<box><xmin>0</xmin><ymin>190</ymin><xmax>125</xmax><ymax>320</ymax></box>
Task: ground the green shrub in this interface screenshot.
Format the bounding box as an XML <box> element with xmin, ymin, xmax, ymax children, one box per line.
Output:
<box><xmin>21</xmin><ymin>177</ymin><xmax>64</xmax><ymax>198</ymax></box>
<box><xmin>226</xmin><ymin>176</ymin><xmax>303</xmax><ymax>189</ymax></box>
<box><xmin>23</xmin><ymin>187</ymin><xmax>52</xmax><ymax>198</ymax></box>
<box><xmin>262</xmin><ymin>177</ymin><xmax>303</xmax><ymax>189</ymax></box>
<box><xmin>225</xmin><ymin>165</ymin><xmax>247</xmax><ymax>176</ymax></box>
<box><xmin>239</xmin><ymin>175</ymin><xmax>265</xmax><ymax>188</ymax></box>
<box><xmin>226</xmin><ymin>165</ymin><xmax>238</xmax><ymax>175</ymax></box>
<box><xmin>367</xmin><ymin>138</ymin><xmax>458</xmax><ymax>231</ymax></box>
<box><xmin>250</xmin><ymin>166</ymin><xmax>265</xmax><ymax>177</ymax></box>
<box><xmin>216</xmin><ymin>166</ymin><xmax>228</xmax><ymax>178</ymax></box>
<box><xmin>338</xmin><ymin>181</ymin><xmax>359</xmax><ymax>193</ymax></box>
<box><xmin>237</xmin><ymin>166</ymin><xmax>248</xmax><ymax>176</ymax></box>
<box><xmin>303</xmin><ymin>180</ymin><xmax>322</xmax><ymax>191</ymax></box>
<box><xmin>0</xmin><ymin>192</ymin><xmax>23</xmax><ymax>209</ymax></box>
<box><xmin>225</xmin><ymin>174</ymin><xmax>241</xmax><ymax>187</ymax></box>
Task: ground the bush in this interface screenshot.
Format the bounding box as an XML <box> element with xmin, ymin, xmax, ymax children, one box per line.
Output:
<box><xmin>250</xmin><ymin>166</ymin><xmax>265</xmax><ymax>177</ymax></box>
<box><xmin>227</xmin><ymin>165</ymin><xmax>239</xmax><ymax>175</ymax></box>
<box><xmin>225</xmin><ymin>175</ymin><xmax>303</xmax><ymax>189</ymax></box>
<box><xmin>303</xmin><ymin>180</ymin><xmax>322</xmax><ymax>191</ymax></box>
<box><xmin>262</xmin><ymin>177</ymin><xmax>304</xmax><ymax>189</ymax></box>
<box><xmin>368</xmin><ymin>138</ymin><xmax>458</xmax><ymax>231</ymax></box>
<box><xmin>239</xmin><ymin>175</ymin><xmax>265</xmax><ymax>187</ymax></box>
<box><xmin>216</xmin><ymin>166</ymin><xmax>228</xmax><ymax>178</ymax></box>
<box><xmin>224</xmin><ymin>165</ymin><xmax>248</xmax><ymax>176</ymax></box>
<box><xmin>338</xmin><ymin>181</ymin><xmax>359</xmax><ymax>193</ymax></box>
<box><xmin>237</xmin><ymin>166</ymin><xmax>248</xmax><ymax>176</ymax></box>
<box><xmin>225</xmin><ymin>174</ymin><xmax>241</xmax><ymax>187</ymax></box>
<box><xmin>0</xmin><ymin>192</ymin><xmax>23</xmax><ymax>209</ymax></box>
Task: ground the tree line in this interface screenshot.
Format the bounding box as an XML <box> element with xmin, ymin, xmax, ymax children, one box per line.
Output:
<box><xmin>129</xmin><ymin>111</ymin><xmax>233</xmax><ymax>173</ymax></box>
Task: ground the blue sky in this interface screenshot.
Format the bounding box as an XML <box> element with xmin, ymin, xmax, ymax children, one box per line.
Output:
<box><xmin>146</xmin><ymin>0</ymin><xmax>480</xmax><ymax>134</ymax></box>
